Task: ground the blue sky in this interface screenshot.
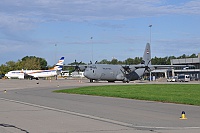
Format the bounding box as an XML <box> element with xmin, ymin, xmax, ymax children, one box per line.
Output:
<box><xmin>0</xmin><ymin>0</ymin><xmax>200</xmax><ymax>65</ymax></box>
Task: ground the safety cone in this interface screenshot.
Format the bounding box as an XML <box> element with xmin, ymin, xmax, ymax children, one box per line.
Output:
<box><xmin>180</xmin><ymin>111</ymin><xmax>187</xmax><ymax>120</ymax></box>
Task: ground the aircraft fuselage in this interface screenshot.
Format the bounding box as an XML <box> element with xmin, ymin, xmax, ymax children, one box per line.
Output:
<box><xmin>84</xmin><ymin>64</ymin><xmax>144</xmax><ymax>82</ymax></box>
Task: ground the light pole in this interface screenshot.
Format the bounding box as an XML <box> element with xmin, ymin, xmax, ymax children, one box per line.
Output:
<box><xmin>91</xmin><ymin>37</ymin><xmax>93</xmax><ymax>63</ymax></box>
<box><xmin>55</xmin><ymin>43</ymin><xmax>57</xmax><ymax>80</ymax></box>
<box><xmin>149</xmin><ymin>25</ymin><xmax>152</xmax><ymax>81</ymax></box>
<box><xmin>55</xmin><ymin>44</ymin><xmax>57</xmax><ymax>64</ymax></box>
<box><xmin>149</xmin><ymin>25</ymin><xmax>152</xmax><ymax>44</ymax></box>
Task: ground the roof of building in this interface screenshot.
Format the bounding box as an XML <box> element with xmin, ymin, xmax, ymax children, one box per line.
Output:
<box><xmin>171</xmin><ymin>57</ymin><xmax>200</xmax><ymax>64</ymax></box>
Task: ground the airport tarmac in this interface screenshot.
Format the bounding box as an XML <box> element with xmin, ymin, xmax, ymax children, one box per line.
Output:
<box><xmin>0</xmin><ymin>79</ymin><xmax>200</xmax><ymax>133</ymax></box>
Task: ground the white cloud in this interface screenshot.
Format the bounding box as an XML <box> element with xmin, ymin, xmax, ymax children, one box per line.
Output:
<box><xmin>0</xmin><ymin>13</ymin><xmax>36</xmax><ymax>31</ymax></box>
<box><xmin>1</xmin><ymin>0</ymin><xmax>200</xmax><ymax>27</ymax></box>
<box><xmin>152</xmin><ymin>37</ymin><xmax>200</xmax><ymax>57</ymax></box>
<box><xmin>0</xmin><ymin>0</ymin><xmax>200</xmax><ymax>64</ymax></box>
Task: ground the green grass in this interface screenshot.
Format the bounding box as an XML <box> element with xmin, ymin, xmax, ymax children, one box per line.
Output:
<box><xmin>54</xmin><ymin>84</ymin><xmax>200</xmax><ymax>106</ymax></box>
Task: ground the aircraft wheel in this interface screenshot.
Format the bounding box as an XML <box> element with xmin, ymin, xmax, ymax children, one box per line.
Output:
<box><xmin>123</xmin><ymin>79</ymin><xmax>129</xmax><ymax>83</ymax></box>
<box><xmin>108</xmin><ymin>81</ymin><xmax>115</xmax><ymax>83</ymax></box>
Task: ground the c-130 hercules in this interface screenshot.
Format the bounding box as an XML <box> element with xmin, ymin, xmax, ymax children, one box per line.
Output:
<box><xmin>69</xmin><ymin>43</ymin><xmax>190</xmax><ymax>83</ymax></box>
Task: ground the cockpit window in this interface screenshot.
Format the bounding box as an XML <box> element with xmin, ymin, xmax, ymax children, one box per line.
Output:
<box><xmin>88</xmin><ymin>65</ymin><xmax>97</xmax><ymax>69</ymax></box>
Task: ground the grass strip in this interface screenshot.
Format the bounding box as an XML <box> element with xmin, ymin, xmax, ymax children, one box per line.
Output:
<box><xmin>54</xmin><ymin>84</ymin><xmax>200</xmax><ymax>106</ymax></box>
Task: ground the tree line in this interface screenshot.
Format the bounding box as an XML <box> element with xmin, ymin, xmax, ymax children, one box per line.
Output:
<box><xmin>96</xmin><ymin>53</ymin><xmax>197</xmax><ymax>65</ymax></box>
<box><xmin>0</xmin><ymin>56</ymin><xmax>48</xmax><ymax>75</ymax></box>
<box><xmin>0</xmin><ymin>54</ymin><xmax>198</xmax><ymax>75</ymax></box>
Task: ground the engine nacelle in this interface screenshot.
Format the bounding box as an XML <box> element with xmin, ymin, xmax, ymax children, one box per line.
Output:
<box><xmin>130</xmin><ymin>66</ymin><xmax>137</xmax><ymax>71</ymax></box>
<box><xmin>79</xmin><ymin>66</ymin><xmax>86</xmax><ymax>71</ymax></box>
<box><xmin>116</xmin><ymin>73</ymin><xmax>125</xmax><ymax>80</ymax></box>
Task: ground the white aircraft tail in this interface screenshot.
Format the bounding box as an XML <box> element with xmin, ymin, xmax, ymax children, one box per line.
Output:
<box><xmin>56</xmin><ymin>57</ymin><xmax>65</xmax><ymax>66</ymax></box>
<box><xmin>51</xmin><ymin>57</ymin><xmax>64</xmax><ymax>70</ymax></box>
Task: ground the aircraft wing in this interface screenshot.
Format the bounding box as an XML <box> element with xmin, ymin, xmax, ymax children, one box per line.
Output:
<box><xmin>132</xmin><ymin>64</ymin><xmax>194</xmax><ymax>70</ymax></box>
<box><xmin>120</xmin><ymin>64</ymin><xmax>193</xmax><ymax>71</ymax></box>
<box><xmin>64</xmin><ymin>64</ymin><xmax>87</xmax><ymax>71</ymax></box>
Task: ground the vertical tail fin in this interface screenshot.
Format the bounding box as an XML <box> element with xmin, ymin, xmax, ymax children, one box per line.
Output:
<box><xmin>52</xmin><ymin>57</ymin><xmax>64</xmax><ymax>70</ymax></box>
<box><xmin>54</xmin><ymin>65</ymin><xmax>63</xmax><ymax>71</ymax></box>
<box><xmin>56</xmin><ymin>57</ymin><xmax>64</xmax><ymax>66</ymax></box>
<box><xmin>142</xmin><ymin>43</ymin><xmax>151</xmax><ymax>65</ymax></box>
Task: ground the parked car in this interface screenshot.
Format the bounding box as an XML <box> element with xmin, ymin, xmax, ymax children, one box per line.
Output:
<box><xmin>0</xmin><ymin>74</ymin><xmax>5</xmax><ymax>79</ymax></box>
<box><xmin>177</xmin><ymin>75</ymin><xmax>190</xmax><ymax>82</ymax></box>
<box><xmin>167</xmin><ymin>76</ymin><xmax>178</xmax><ymax>82</ymax></box>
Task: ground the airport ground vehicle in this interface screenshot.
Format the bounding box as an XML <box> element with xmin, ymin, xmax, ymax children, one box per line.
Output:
<box><xmin>177</xmin><ymin>75</ymin><xmax>190</xmax><ymax>82</ymax></box>
<box><xmin>167</xmin><ymin>76</ymin><xmax>178</xmax><ymax>82</ymax></box>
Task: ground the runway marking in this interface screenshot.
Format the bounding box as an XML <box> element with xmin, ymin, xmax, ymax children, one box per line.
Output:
<box><xmin>1</xmin><ymin>97</ymin><xmax>200</xmax><ymax>131</ymax></box>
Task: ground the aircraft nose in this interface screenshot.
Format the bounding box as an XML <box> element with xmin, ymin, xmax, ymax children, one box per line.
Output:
<box><xmin>83</xmin><ymin>71</ymin><xmax>88</xmax><ymax>77</ymax></box>
<box><xmin>83</xmin><ymin>70</ymin><xmax>90</xmax><ymax>78</ymax></box>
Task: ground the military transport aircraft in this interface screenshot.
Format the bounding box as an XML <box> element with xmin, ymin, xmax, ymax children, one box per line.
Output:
<box><xmin>68</xmin><ymin>43</ymin><xmax>191</xmax><ymax>83</ymax></box>
<box><xmin>5</xmin><ymin>57</ymin><xmax>64</xmax><ymax>80</ymax></box>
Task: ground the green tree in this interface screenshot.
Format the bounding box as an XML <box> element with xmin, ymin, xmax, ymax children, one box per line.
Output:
<box><xmin>0</xmin><ymin>64</ymin><xmax>9</xmax><ymax>74</ymax></box>
<box><xmin>124</xmin><ymin>58</ymin><xmax>134</xmax><ymax>65</ymax></box>
<box><xmin>189</xmin><ymin>54</ymin><xmax>197</xmax><ymax>58</ymax></box>
<box><xmin>178</xmin><ymin>54</ymin><xmax>187</xmax><ymax>59</ymax></box>
<box><xmin>133</xmin><ymin>57</ymin><xmax>143</xmax><ymax>64</ymax></box>
<box><xmin>21</xmin><ymin>56</ymin><xmax>47</xmax><ymax>70</ymax></box>
<box><xmin>110</xmin><ymin>58</ymin><xmax>118</xmax><ymax>64</ymax></box>
<box><xmin>6</xmin><ymin>61</ymin><xmax>17</xmax><ymax>71</ymax></box>
<box><xmin>99</xmin><ymin>59</ymin><xmax>110</xmax><ymax>64</ymax></box>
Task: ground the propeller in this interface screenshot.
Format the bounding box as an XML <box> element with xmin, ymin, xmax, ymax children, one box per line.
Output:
<box><xmin>73</xmin><ymin>60</ymin><xmax>88</xmax><ymax>72</ymax></box>
<box><xmin>120</xmin><ymin>68</ymin><xmax>131</xmax><ymax>83</ymax></box>
<box><xmin>121</xmin><ymin>60</ymin><xmax>132</xmax><ymax>74</ymax></box>
<box><xmin>74</xmin><ymin>60</ymin><xmax>82</xmax><ymax>72</ymax></box>
<box><xmin>122</xmin><ymin>65</ymin><xmax>131</xmax><ymax>74</ymax></box>
<box><xmin>143</xmin><ymin>60</ymin><xmax>152</xmax><ymax>73</ymax></box>
<box><xmin>89</xmin><ymin>61</ymin><xmax>98</xmax><ymax>64</ymax></box>
<box><xmin>120</xmin><ymin>64</ymin><xmax>133</xmax><ymax>83</ymax></box>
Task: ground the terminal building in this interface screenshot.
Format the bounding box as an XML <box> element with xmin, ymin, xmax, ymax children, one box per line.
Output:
<box><xmin>170</xmin><ymin>53</ymin><xmax>200</xmax><ymax>80</ymax></box>
<box><xmin>150</xmin><ymin>53</ymin><xmax>200</xmax><ymax>80</ymax></box>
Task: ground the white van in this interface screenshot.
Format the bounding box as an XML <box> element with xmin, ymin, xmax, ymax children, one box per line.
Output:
<box><xmin>177</xmin><ymin>75</ymin><xmax>190</xmax><ymax>82</ymax></box>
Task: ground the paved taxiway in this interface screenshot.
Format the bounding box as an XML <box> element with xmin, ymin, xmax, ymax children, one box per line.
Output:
<box><xmin>0</xmin><ymin>79</ymin><xmax>200</xmax><ymax>133</ymax></box>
